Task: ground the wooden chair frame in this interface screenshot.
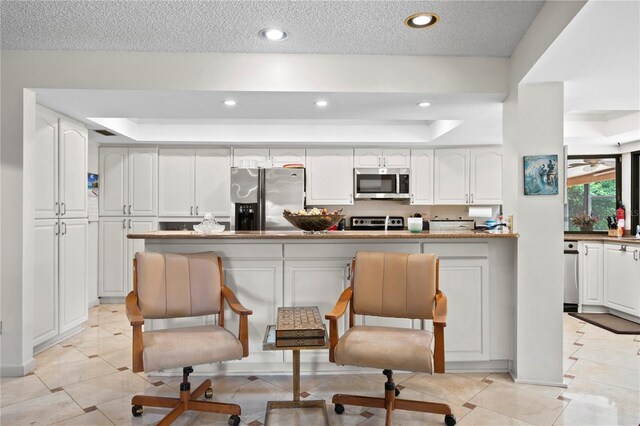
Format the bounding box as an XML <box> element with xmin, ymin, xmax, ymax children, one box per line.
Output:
<box><xmin>325</xmin><ymin>257</ymin><xmax>453</xmax><ymax>425</ymax></box>
<box><xmin>125</xmin><ymin>256</ymin><xmax>252</xmax><ymax>426</ymax></box>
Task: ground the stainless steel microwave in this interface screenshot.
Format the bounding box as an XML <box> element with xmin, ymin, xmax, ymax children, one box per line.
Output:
<box><xmin>354</xmin><ymin>168</ymin><xmax>410</xmax><ymax>199</ymax></box>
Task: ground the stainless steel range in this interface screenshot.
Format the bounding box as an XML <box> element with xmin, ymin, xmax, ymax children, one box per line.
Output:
<box><xmin>350</xmin><ymin>216</ymin><xmax>405</xmax><ymax>231</ymax></box>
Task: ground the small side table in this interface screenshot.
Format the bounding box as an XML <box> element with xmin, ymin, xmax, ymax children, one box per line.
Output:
<box><xmin>262</xmin><ymin>324</ymin><xmax>330</xmax><ymax>425</ymax></box>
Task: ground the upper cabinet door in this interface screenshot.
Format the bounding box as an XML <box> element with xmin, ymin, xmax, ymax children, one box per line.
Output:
<box><xmin>233</xmin><ymin>148</ymin><xmax>270</xmax><ymax>168</ymax></box>
<box><xmin>159</xmin><ymin>148</ymin><xmax>195</xmax><ymax>217</ymax></box>
<box><xmin>128</xmin><ymin>147</ymin><xmax>158</xmax><ymax>216</ymax></box>
<box><xmin>99</xmin><ymin>147</ymin><xmax>129</xmax><ymax>216</ymax></box>
<box><xmin>434</xmin><ymin>149</ymin><xmax>469</xmax><ymax>205</ymax></box>
<box><xmin>306</xmin><ymin>149</ymin><xmax>354</xmax><ymax>205</ymax></box>
<box><xmin>194</xmin><ymin>148</ymin><xmax>231</xmax><ymax>217</ymax></box>
<box><xmin>34</xmin><ymin>107</ymin><xmax>59</xmax><ymax>219</ymax></box>
<box><xmin>383</xmin><ymin>148</ymin><xmax>410</xmax><ymax>168</ymax></box>
<box><xmin>354</xmin><ymin>148</ymin><xmax>382</xmax><ymax>168</ymax></box>
<box><xmin>270</xmin><ymin>148</ymin><xmax>305</xmax><ymax>167</ymax></box>
<box><xmin>469</xmin><ymin>149</ymin><xmax>502</xmax><ymax>205</ymax></box>
<box><xmin>410</xmin><ymin>149</ymin><xmax>434</xmax><ymax>205</ymax></box>
<box><xmin>58</xmin><ymin>119</ymin><xmax>88</xmax><ymax>218</ymax></box>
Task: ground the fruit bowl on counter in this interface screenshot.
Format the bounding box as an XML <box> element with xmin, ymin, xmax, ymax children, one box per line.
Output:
<box><xmin>283</xmin><ymin>208</ymin><xmax>344</xmax><ymax>233</ymax></box>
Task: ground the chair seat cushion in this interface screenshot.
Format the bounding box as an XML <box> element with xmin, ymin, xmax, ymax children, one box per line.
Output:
<box><xmin>142</xmin><ymin>325</ymin><xmax>243</xmax><ymax>372</ymax></box>
<box><xmin>334</xmin><ymin>325</ymin><xmax>434</xmax><ymax>373</ymax></box>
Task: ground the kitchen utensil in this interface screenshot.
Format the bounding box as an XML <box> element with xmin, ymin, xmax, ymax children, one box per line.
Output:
<box><xmin>283</xmin><ymin>213</ymin><xmax>345</xmax><ymax>232</ymax></box>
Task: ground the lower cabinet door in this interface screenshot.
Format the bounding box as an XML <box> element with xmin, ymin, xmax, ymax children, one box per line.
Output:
<box><xmin>604</xmin><ymin>244</ymin><xmax>640</xmax><ymax>316</ymax></box>
<box><xmin>222</xmin><ymin>259</ymin><xmax>284</xmax><ymax>364</ymax></box>
<box><xmin>59</xmin><ymin>219</ymin><xmax>88</xmax><ymax>333</ymax></box>
<box><xmin>438</xmin><ymin>258</ymin><xmax>490</xmax><ymax>361</ymax></box>
<box><xmin>126</xmin><ymin>218</ymin><xmax>157</xmax><ymax>293</ymax></box>
<box><xmin>99</xmin><ymin>218</ymin><xmax>127</xmax><ymax>297</ymax></box>
<box><xmin>283</xmin><ymin>259</ymin><xmax>351</xmax><ymax>363</ymax></box>
<box><xmin>33</xmin><ymin>219</ymin><xmax>59</xmax><ymax>346</ymax></box>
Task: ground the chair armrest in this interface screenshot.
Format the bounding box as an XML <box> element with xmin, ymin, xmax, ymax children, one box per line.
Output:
<box><xmin>433</xmin><ymin>290</ymin><xmax>447</xmax><ymax>326</ymax></box>
<box><xmin>222</xmin><ymin>287</ymin><xmax>253</xmax><ymax>316</ymax></box>
<box><xmin>325</xmin><ymin>287</ymin><xmax>352</xmax><ymax>321</ymax></box>
<box><xmin>125</xmin><ymin>292</ymin><xmax>144</xmax><ymax>326</ymax></box>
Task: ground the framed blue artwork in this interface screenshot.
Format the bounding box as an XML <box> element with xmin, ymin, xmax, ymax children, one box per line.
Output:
<box><xmin>523</xmin><ymin>155</ymin><xmax>558</xmax><ymax>195</ymax></box>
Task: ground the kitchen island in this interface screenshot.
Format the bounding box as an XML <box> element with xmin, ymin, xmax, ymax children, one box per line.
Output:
<box><xmin>129</xmin><ymin>230</ymin><xmax>518</xmax><ymax>374</ymax></box>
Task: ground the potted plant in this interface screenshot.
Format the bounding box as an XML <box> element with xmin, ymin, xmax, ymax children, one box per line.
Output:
<box><xmin>571</xmin><ymin>213</ymin><xmax>599</xmax><ymax>232</ymax></box>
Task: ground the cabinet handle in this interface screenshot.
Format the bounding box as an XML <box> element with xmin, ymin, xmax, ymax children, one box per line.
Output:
<box><xmin>634</xmin><ymin>250</ymin><xmax>639</xmax><ymax>261</ymax></box>
<box><xmin>350</xmin><ymin>194</ymin><xmax>353</xmax><ymax>204</ymax></box>
<box><xmin>128</xmin><ymin>219</ymin><xmax>131</xmax><ymax>229</ymax></box>
<box><xmin>196</xmin><ymin>206</ymin><xmax>199</xmax><ymax>215</ymax></box>
<box><xmin>123</xmin><ymin>204</ymin><xmax>126</xmax><ymax>215</ymax></box>
<box><xmin>61</xmin><ymin>222</ymin><xmax>66</xmax><ymax>235</ymax></box>
<box><xmin>585</xmin><ymin>246</ymin><xmax>588</xmax><ymax>255</ymax></box>
<box><xmin>55</xmin><ymin>202</ymin><xmax>60</xmax><ymax>216</ymax></box>
<box><xmin>465</xmin><ymin>194</ymin><xmax>468</xmax><ymax>203</ymax></box>
<box><xmin>128</xmin><ymin>204</ymin><xmax>131</xmax><ymax>215</ymax></box>
<box><xmin>190</xmin><ymin>206</ymin><xmax>193</xmax><ymax>216</ymax></box>
<box><xmin>55</xmin><ymin>222</ymin><xmax>59</xmax><ymax>236</ymax></box>
<box><xmin>471</xmin><ymin>193</ymin><xmax>474</xmax><ymax>203</ymax></box>
<box><xmin>346</xmin><ymin>263</ymin><xmax>352</xmax><ymax>280</ymax></box>
<box><xmin>123</xmin><ymin>219</ymin><xmax>126</xmax><ymax>229</ymax></box>
<box><xmin>61</xmin><ymin>202</ymin><xmax>66</xmax><ymax>216</ymax></box>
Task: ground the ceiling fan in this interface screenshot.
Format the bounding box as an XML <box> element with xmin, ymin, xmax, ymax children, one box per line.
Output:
<box><xmin>568</xmin><ymin>159</ymin><xmax>615</xmax><ymax>172</ymax></box>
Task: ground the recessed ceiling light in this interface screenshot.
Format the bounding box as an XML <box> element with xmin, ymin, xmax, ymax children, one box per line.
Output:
<box><xmin>417</xmin><ymin>101</ymin><xmax>431</xmax><ymax>107</ymax></box>
<box><xmin>314</xmin><ymin>100</ymin><xmax>328</xmax><ymax>107</ymax></box>
<box><xmin>223</xmin><ymin>100</ymin><xmax>236</xmax><ymax>106</ymax></box>
<box><xmin>259</xmin><ymin>28</ymin><xmax>288</xmax><ymax>41</ymax></box>
<box><xmin>404</xmin><ymin>13</ymin><xmax>439</xmax><ymax>29</ymax></box>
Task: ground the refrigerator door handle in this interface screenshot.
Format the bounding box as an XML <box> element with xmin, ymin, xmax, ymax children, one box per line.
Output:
<box><xmin>258</xmin><ymin>169</ymin><xmax>266</xmax><ymax>231</ymax></box>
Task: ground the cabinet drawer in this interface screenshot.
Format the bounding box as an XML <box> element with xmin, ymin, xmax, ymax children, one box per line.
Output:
<box><xmin>422</xmin><ymin>242</ymin><xmax>488</xmax><ymax>258</ymax></box>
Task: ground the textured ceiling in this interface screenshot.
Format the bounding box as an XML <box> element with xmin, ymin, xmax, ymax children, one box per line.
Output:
<box><xmin>1</xmin><ymin>1</ymin><xmax>544</xmax><ymax>57</ymax></box>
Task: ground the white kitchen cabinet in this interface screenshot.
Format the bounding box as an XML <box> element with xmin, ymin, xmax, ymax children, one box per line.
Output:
<box><xmin>410</xmin><ymin>149</ymin><xmax>434</xmax><ymax>205</ymax></box>
<box><xmin>222</xmin><ymin>259</ymin><xmax>284</xmax><ymax>364</ymax></box>
<box><xmin>306</xmin><ymin>148</ymin><xmax>354</xmax><ymax>205</ymax></box>
<box><xmin>194</xmin><ymin>149</ymin><xmax>231</xmax><ymax>217</ymax></box>
<box><xmin>33</xmin><ymin>218</ymin><xmax>88</xmax><ymax>347</ymax></box>
<box><xmin>604</xmin><ymin>243</ymin><xmax>640</xmax><ymax>316</ymax></box>
<box><xmin>579</xmin><ymin>242</ymin><xmax>604</xmax><ymax>306</ymax></box>
<box><xmin>469</xmin><ymin>148</ymin><xmax>503</xmax><ymax>204</ymax></box>
<box><xmin>100</xmin><ymin>147</ymin><xmax>158</xmax><ymax>216</ymax></box>
<box><xmin>434</xmin><ymin>148</ymin><xmax>502</xmax><ymax>205</ymax></box>
<box><xmin>99</xmin><ymin>217</ymin><xmax>157</xmax><ymax>297</ymax></box>
<box><xmin>159</xmin><ymin>148</ymin><xmax>230</xmax><ymax>217</ymax></box>
<box><xmin>438</xmin><ymin>257</ymin><xmax>490</xmax><ymax>361</ymax></box>
<box><xmin>283</xmin><ymin>259</ymin><xmax>350</xmax><ymax>363</ymax></box>
<box><xmin>59</xmin><ymin>219</ymin><xmax>88</xmax><ymax>333</ymax></box>
<box><xmin>33</xmin><ymin>219</ymin><xmax>59</xmax><ymax>346</ymax></box>
<box><xmin>354</xmin><ymin>148</ymin><xmax>410</xmax><ymax>168</ymax></box>
<box><xmin>233</xmin><ymin>148</ymin><xmax>305</xmax><ymax>168</ymax></box>
<box><xmin>34</xmin><ymin>107</ymin><xmax>87</xmax><ymax>219</ymax></box>
<box><xmin>232</xmin><ymin>148</ymin><xmax>270</xmax><ymax>168</ymax></box>
<box><xmin>434</xmin><ymin>149</ymin><xmax>470</xmax><ymax>204</ymax></box>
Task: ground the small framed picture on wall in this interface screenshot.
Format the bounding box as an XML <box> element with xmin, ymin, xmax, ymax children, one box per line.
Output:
<box><xmin>523</xmin><ymin>155</ymin><xmax>558</xmax><ymax>195</ymax></box>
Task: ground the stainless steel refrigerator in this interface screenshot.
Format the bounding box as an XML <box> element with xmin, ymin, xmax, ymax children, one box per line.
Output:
<box><xmin>230</xmin><ymin>168</ymin><xmax>305</xmax><ymax>231</ymax></box>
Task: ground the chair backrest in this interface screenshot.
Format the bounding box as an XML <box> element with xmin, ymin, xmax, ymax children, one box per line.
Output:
<box><xmin>134</xmin><ymin>251</ymin><xmax>221</xmax><ymax>319</ymax></box>
<box><xmin>352</xmin><ymin>251</ymin><xmax>437</xmax><ymax>320</ymax></box>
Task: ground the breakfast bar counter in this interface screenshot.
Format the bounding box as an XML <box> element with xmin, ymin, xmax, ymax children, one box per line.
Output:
<box><xmin>130</xmin><ymin>230</ymin><xmax>517</xmax><ymax>375</ymax></box>
<box><xmin>129</xmin><ymin>229</ymin><xmax>519</xmax><ymax>240</ymax></box>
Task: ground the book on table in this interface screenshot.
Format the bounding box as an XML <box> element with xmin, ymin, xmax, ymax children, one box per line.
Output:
<box><xmin>276</xmin><ymin>306</ymin><xmax>326</xmax><ymax>347</ymax></box>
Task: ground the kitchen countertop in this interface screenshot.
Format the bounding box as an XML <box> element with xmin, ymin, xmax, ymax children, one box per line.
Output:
<box><xmin>564</xmin><ymin>233</ymin><xmax>640</xmax><ymax>245</ymax></box>
<box><xmin>128</xmin><ymin>230</ymin><xmax>520</xmax><ymax>240</ymax></box>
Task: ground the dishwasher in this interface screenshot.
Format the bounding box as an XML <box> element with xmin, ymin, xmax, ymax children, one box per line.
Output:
<box><xmin>564</xmin><ymin>241</ymin><xmax>579</xmax><ymax>312</ymax></box>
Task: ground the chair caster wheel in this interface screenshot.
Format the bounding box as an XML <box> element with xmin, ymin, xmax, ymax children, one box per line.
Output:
<box><xmin>334</xmin><ymin>404</ymin><xmax>345</xmax><ymax>414</ymax></box>
<box><xmin>204</xmin><ymin>388</ymin><xmax>213</xmax><ymax>399</ymax></box>
<box><xmin>444</xmin><ymin>414</ymin><xmax>457</xmax><ymax>426</ymax></box>
<box><xmin>228</xmin><ymin>415</ymin><xmax>241</xmax><ymax>426</ymax></box>
<box><xmin>395</xmin><ymin>387</ymin><xmax>400</xmax><ymax>397</ymax></box>
<box><xmin>131</xmin><ymin>405</ymin><xmax>143</xmax><ymax>417</ymax></box>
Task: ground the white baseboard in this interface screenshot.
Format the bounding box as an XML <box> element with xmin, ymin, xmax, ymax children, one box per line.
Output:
<box><xmin>99</xmin><ymin>297</ymin><xmax>125</xmax><ymax>304</ymax></box>
<box><xmin>1</xmin><ymin>357</ymin><xmax>36</xmax><ymax>377</ymax></box>
<box><xmin>33</xmin><ymin>325</ymin><xmax>85</xmax><ymax>355</ymax></box>
<box><xmin>509</xmin><ymin>371</ymin><xmax>567</xmax><ymax>388</ymax></box>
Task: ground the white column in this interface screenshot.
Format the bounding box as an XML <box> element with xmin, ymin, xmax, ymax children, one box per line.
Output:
<box><xmin>514</xmin><ymin>82</ymin><xmax>565</xmax><ymax>385</ymax></box>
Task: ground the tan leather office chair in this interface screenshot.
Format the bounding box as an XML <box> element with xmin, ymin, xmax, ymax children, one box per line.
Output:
<box><xmin>125</xmin><ymin>252</ymin><xmax>252</xmax><ymax>426</ymax></box>
<box><xmin>326</xmin><ymin>251</ymin><xmax>455</xmax><ymax>426</ymax></box>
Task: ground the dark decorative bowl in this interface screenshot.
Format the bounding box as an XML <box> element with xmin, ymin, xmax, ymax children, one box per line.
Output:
<box><xmin>283</xmin><ymin>214</ymin><xmax>345</xmax><ymax>232</ymax></box>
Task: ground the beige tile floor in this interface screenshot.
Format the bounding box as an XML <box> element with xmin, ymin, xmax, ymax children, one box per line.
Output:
<box><xmin>1</xmin><ymin>305</ymin><xmax>638</xmax><ymax>425</ymax></box>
